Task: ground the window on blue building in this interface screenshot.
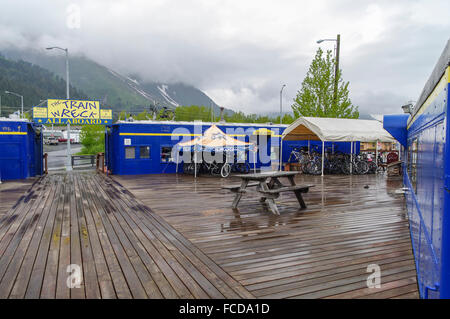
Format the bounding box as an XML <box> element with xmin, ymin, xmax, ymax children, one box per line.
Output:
<box><xmin>140</xmin><ymin>146</ymin><xmax>150</xmax><ymax>159</ymax></box>
<box><xmin>408</xmin><ymin>138</ymin><xmax>418</xmax><ymax>193</ymax></box>
<box><xmin>125</xmin><ymin>146</ymin><xmax>135</xmax><ymax>159</ymax></box>
<box><xmin>161</xmin><ymin>146</ymin><xmax>173</xmax><ymax>162</ymax></box>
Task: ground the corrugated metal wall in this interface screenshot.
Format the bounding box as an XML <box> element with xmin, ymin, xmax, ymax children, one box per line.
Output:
<box><xmin>0</xmin><ymin>120</ymin><xmax>43</xmax><ymax>181</ymax></box>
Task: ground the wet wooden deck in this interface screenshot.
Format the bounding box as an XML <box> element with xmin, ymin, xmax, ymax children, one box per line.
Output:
<box><xmin>0</xmin><ymin>178</ymin><xmax>36</xmax><ymax>217</ymax></box>
<box><xmin>114</xmin><ymin>173</ymin><xmax>419</xmax><ymax>299</ymax></box>
<box><xmin>0</xmin><ymin>172</ymin><xmax>252</xmax><ymax>299</ymax></box>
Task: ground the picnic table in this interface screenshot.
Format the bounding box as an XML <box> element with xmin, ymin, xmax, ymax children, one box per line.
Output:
<box><xmin>222</xmin><ymin>171</ymin><xmax>314</xmax><ymax>215</ymax></box>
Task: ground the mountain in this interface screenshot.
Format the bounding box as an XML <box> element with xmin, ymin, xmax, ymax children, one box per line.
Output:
<box><xmin>1</xmin><ymin>48</ymin><xmax>227</xmax><ymax>116</ymax></box>
<box><xmin>0</xmin><ymin>54</ymin><xmax>88</xmax><ymax>117</ymax></box>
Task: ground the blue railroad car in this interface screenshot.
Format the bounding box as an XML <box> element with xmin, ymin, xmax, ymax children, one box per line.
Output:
<box><xmin>384</xmin><ymin>39</ymin><xmax>450</xmax><ymax>299</ymax></box>
<box><xmin>105</xmin><ymin>121</ymin><xmax>359</xmax><ymax>175</ymax></box>
<box><xmin>0</xmin><ymin>119</ymin><xmax>43</xmax><ymax>181</ymax></box>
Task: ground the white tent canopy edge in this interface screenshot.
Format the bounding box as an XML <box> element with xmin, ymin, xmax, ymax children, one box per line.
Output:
<box><xmin>280</xmin><ymin>117</ymin><xmax>396</xmax><ymax>176</ymax></box>
<box><xmin>282</xmin><ymin>117</ymin><xmax>395</xmax><ymax>142</ymax></box>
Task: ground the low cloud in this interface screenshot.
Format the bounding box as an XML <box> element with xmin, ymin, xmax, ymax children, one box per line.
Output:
<box><xmin>0</xmin><ymin>0</ymin><xmax>448</xmax><ymax>115</ymax></box>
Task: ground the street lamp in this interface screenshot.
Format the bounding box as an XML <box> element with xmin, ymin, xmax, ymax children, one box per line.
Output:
<box><xmin>401</xmin><ymin>103</ymin><xmax>414</xmax><ymax>114</ymax></box>
<box><xmin>278</xmin><ymin>84</ymin><xmax>287</xmax><ymax>172</ymax></box>
<box><xmin>46</xmin><ymin>46</ymin><xmax>72</xmax><ymax>171</ymax></box>
<box><xmin>4</xmin><ymin>90</ymin><xmax>24</xmax><ymax>118</ymax></box>
<box><xmin>280</xmin><ymin>84</ymin><xmax>286</xmax><ymax>124</ymax></box>
<box><xmin>317</xmin><ymin>34</ymin><xmax>341</xmax><ymax>108</ymax></box>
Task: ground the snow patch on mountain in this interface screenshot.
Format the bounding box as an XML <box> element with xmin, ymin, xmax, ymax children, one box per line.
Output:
<box><xmin>157</xmin><ymin>85</ymin><xmax>180</xmax><ymax>107</ymax></box>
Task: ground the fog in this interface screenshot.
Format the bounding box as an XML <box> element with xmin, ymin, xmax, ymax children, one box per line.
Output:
<box><xmin>0</xmin><ymin>0</ymin><xmax>449</xmax><ymax>115</ymax></box>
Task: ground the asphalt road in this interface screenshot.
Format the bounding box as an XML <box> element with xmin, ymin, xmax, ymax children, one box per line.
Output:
<box><xmin>45</xmin><ymin>144</ymin><xmax>82</xmax><ymax>170</ymax></box>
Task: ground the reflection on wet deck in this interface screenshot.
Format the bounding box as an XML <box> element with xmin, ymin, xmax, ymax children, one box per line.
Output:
<box><xmin>114</xmin><ymin>173</ymin><xmax>419</xmax><ymax>299</ymax></box>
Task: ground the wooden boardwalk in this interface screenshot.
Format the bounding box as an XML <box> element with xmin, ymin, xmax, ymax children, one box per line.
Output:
<box><xmin>115</xmin><ymin>173</ymin><xmax>419</xmax><ymax>299</ymax></box>
<box><xmin>0</xmin><ymin>172</ymin><xmax>252</xmax><ymax>299</ymax></box>
<box><xmin>0</xmin><ymin>178</ymin><xmax>36</xmax><ymax>217</ymax></box>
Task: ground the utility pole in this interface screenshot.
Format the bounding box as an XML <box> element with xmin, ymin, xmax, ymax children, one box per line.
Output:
<box><xmin>280</xmin><ymin>84</ymin><xmax>286</xmax><ymax>124</ymax></box>
<box><xmin>317</xmin><ymin>34</ymin><xmax>341</xmax><ymax>109</ymax></box>
<box><xmin>333</xmin><ymin>34</ymin><xmax>341</xmax><ymax>109</ymax></box>
<box><xmin>46</xmin><ymin>47</ymin><xmax>72</xmax><ymax>171</ymax></box>
<box><xmin>4</xmin><ymin>91</ymin><xmax>24</xmax><ymax>119</ymax></box>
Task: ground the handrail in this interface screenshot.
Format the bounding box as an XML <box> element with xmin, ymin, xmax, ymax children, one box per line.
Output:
<box><xmin>96</xmin><ymin>152</ymin><xmax>105</xmax><ymax>173</ymax></box>
<box><xmin>71</xmin><ymin>154</ymin><xmax>95</xmax><ymax>168</ymax></box>
<box><xmin>43</xmin><ymin>153</ymin><xmax>48</xmax><ymax>174</ymax></box>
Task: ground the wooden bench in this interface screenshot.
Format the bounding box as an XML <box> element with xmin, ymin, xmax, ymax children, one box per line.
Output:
<box><xmin>258</xmin><ymin>185</ymin><xmax>314</xmax><ymax>210</ymax></box>
<box><xmin>258</xmin><ymin>185</ymin><xmax>312</xmax><ymax>195</ymax></box>
<box><xmin>223</xmin><ymin>172</ymin><xmax>314</xmax><ymax>215</ymax></box>
<box><xmin>222</xmin><ymin>182</ymin><xmax>259</xmax><ymax>192</ymax></box>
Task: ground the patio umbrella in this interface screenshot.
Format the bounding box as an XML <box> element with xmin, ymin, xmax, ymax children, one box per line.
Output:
<box><xmin>175</xmin><ymin>125</ymin><xmax>257</xmax><ymax>177</ymax></box>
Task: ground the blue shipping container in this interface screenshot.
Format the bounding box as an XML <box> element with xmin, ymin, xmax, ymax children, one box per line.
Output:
<box><xmin>0</xmin><ymin>119</ymin><xmax>43</xmax><ymax>181</ymax></box>
<box><xmin>105</xmin><ymin>121</ymin><xmax>359</xmax><ymax>175</ymax></box>
<box><xmin>384</xmin><ymin>39</ymin><xmax>450</xmax><ymax>299</ymax></box>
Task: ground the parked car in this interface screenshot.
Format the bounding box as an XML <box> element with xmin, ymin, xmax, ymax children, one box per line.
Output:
<box><xmin>45</xmin><ymin>136</ymin><xmax>59</xmax><ymax>145</ymax></box>
<box><xmin>58</xmin><ymin>137</ymin><xmax>75</xmax><ymax>143</ymax></box>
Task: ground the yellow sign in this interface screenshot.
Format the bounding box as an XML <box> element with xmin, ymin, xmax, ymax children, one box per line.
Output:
<box><xmin>33</xmin><ymin>107</ymin><xmax>48</xmax><ymax>118</ymax></box>
<box><xmin>100</xmin><ymin>109</ymin><xmax>112</xmax><ymax>120</ymax></box>
<box><xmin>47</xmin><ymin>99</ymin><xmax>101</xmax><ymax>119</ymax></box>
<box><xmin>253</xmin><ymin>128</ymin><xmax>275</xmax><ymax>135</ymax></box>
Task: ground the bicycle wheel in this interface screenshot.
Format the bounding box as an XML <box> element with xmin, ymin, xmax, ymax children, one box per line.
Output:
<box><xmin>221</xmin><ymin>163</ymin><xmax>231</xmax><ymax>178</ymax></box>
<box><xmin>355</xmin><ymin>161</ymin><xmax>369</xmax><ymax>175</ymax></box>
<box><xmin>305</xmin><ymin>161</ymin><xmax>321</xmax><ymax>175</ymax></box>
<box><xmin>186</xmin><ymin>163</ymin><xmax>198</xmax><ymax>175</ymax></box>
<box><xmin>183</xmin><ymin>163</ymin><xmax>191</xmax><ymax>174</ymax></box>
<box><xmin>211</xmin><ymin>164</ymin><xmax>221</xmax><ymax>176</ymax></box>
<box><xmin>340</xmin><ymin>162</ymin><xmax>351</xmax><ymax>175</ymax></box>
<box><xmin>368</xmin><ymin>162</ymin><xmax>377</xmax><ymax>174</ymax></box>
<box><xmin>236</xmin><ymin>163</ymin><xmax>250</xmax><ymax>174</ymax></box>
<box><xmin>301</xmin><ymin>160</ymin><xmax>309</xmax><ymax>174</ymax></box>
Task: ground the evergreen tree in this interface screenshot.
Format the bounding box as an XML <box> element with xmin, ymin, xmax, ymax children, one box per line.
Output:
<box><xmin>292</xmin><ymin>48</ymin><xmax>359</xmax><ymax>119</ymax></box>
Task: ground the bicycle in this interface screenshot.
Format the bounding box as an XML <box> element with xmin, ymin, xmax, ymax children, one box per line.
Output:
<box><xmin>340</xmin><ymin>153</ymin><xmax>369</xmax><ymax>175</ymax></box>
<box><xmin>288</xmin><ymin>147</ymin><xmax>311</xmax><ymax>174</ymax></box>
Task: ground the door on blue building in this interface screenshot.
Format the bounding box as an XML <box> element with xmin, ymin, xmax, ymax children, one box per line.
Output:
<box><xmin>252</xmin><ymin>129</ymin><xmax>272</xmax><ymax>171</ymax></box>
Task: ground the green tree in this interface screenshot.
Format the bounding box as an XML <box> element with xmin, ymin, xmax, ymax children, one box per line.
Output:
<box><xmin>173</xmin><ymin>105</ymin><xmax>210</xmax><ymax>121</ymax></box>
<box><xmin>79</xmin><ymin>125</ymin><xmax>105</xmax><ymax>155</ymax></box>
<box><xmin>292</xmin><ymin>48</ymin><xmax>359</xmax><ymax>119</ymax></box>
<box><xmin>273</xmin><ymin>114</ymin><xmax>295</xmax><ymax>124</ymax></box>
<box><xmin>224</xmin><ymin>111</ymin><xmax>253</xmax><ymax>123</ymax></box>
<box><xmin>135</xmin><ymin>110</ymin><xmax>152</xmax><ymax>120</ymax></box>
<box><xmin>118</xmin><ymin>111</ymin><xmax>127</xmax><ymax>120</ymax></box>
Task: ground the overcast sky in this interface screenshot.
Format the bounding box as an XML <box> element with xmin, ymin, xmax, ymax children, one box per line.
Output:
<box><xmin>0</xmin><ymin>0</ymin><xmax>449</xmax><ymax>115</ymax></box>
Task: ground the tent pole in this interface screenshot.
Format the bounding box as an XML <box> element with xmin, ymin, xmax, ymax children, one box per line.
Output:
<box><xmin>350</xmin><ymin>142</ymin><xmax>353</xmax><ymax>175</ymax></box>
<box><xmin>279</xmin><ymin>137</ymin><xmax>283</xmax><ymax>171</ymax></box>
<box><xmin>176</xmin><ymin>151</ymin><xmax>179</xmax><ymax>174</ymax></box>
<box><xmin>321</xmin><ymin>141</ymin><xmax>325</xmax><ymax>177</ymax></box>
<box><xmin>375</xmin><ymin>140</ymin><xmax>379</xmax><ymax>167</ymax></box>
<box><xmin>253</xmin><ymin>151</ymin><xmax>256</xmax><ymax>173</ymax></box>
<box><xmin>308</xmin><ymin>140</ymin><xmax>310</xmax><ymax>155</ymax></box>
<box><xmin>194</xmin><ymin>150</ymin><xmax>197</xmax><ymax>179</ymax></box>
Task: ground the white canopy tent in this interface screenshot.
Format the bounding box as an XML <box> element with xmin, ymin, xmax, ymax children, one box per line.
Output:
<box><xmin>281</xmin><ymin>117</ymin><xmax>396</xmax><ymax>176</ymax></box>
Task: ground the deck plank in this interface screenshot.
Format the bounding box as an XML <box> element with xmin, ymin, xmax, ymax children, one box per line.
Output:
<box><xmin>73</xmin><ymin>174</ymin><xmax>100</xmax><ymax>299</ymax></box>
